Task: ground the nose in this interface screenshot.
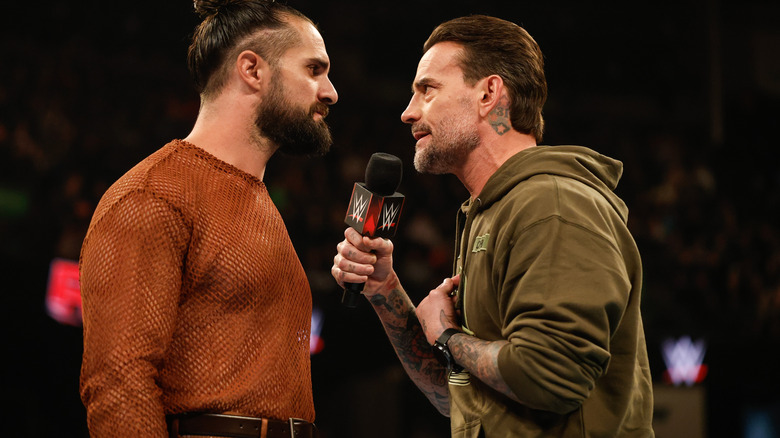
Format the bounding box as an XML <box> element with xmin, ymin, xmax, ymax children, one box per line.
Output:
<box><xmin>401</xmin><ymin>95</ymin><xmax>420</xmax><ymax>124</ymax></box>
<box><xmin>319</xmin><ymin>76</ymin><xmax>338</xmax><ymax>105</ymax></box>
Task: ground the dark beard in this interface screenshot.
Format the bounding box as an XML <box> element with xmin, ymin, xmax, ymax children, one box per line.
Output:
<box><xmin>256</xmin><ymin>81</ymin><xmax>333</xmax><ymax>157</ymax></box>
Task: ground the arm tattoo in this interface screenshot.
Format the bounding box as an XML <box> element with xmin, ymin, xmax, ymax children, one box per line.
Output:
<box><xmin>449</xmin><ymin>335</ymin><xmax>519</xmax><ymax>403</ymax></box>
<box><xmin>368</xmin><ymin>293</ymin><xmax>388</xmax><ymax>309</ymax></box>
<box><xmin>371</xmin><ymin>288</ymin><xmax>451</xmax><ymax>415</ymax></box>
<box><xmin>384</xmin><ymin>310</ymin><xmax>433</xmax><ymax>373</ymax></box>
<box><xmin>369</xmin><ymin>289</ymin><xmax>406</xmax><ymax>318</ymax></box>
<box><xmin>488</xmin><ymin>95</ymin><xmax>512</xmax><ymax>135</ymax></box>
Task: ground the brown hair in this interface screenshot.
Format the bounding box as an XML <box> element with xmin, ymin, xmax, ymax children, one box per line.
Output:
<box><xmin>424</xmin><ymin>15</ymin><xmax>547</xmax><ymax>142</ymax></box>
<box><xmin>188</xmin><ymin>0</ymin><xmax>312</xmax><ymax>98</ymax></box>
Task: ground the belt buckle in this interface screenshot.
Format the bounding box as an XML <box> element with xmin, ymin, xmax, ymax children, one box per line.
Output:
<box><xmin>288</xmin><ymin>418</ymin><xmax>304</xmax><ymax>438</ymax></box>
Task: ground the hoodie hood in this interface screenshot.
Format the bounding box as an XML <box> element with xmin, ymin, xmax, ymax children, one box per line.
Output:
<box><xmin>475</xmin><ymin>145</ymin><xmax>628</xmax><ymax>222</ymax></box>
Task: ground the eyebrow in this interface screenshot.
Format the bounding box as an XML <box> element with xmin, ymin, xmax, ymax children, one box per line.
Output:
<box><xmin>307</xmin><ymin>57</ymin><xmax>330</xmax><ymax>71</ymax></box>
<box><xmin>412</xmin><ymin>77</ymin><xmax>441</xmax><ymax>93</ymax></box>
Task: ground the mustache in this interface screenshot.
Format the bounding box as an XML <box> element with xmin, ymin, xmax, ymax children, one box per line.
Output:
<box><xmin>310</xmin><ymin>102</ymin><xmax>329</xmax><ymax>119</ymax></box>
<box><xmin>411</xmin><ymin>122</ymin><xmax>431</xmax><ymax>135</ymax></box>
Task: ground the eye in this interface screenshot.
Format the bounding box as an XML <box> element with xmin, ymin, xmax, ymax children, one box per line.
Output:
<box><xmin>422</xmin><ymin>85</ymin><xmax>437</xmax><ymax>99</ymax></box>
<box><xmin>422</xmin><ymin>82</ymin><xmax>438</xmax><ymax>95</ymax></box>
<box><xmin>309</xmin><ymin>63</ymin><xmax>328</xmax><ymax>76</ymax></box>
<box><xmin>413</xmin><ymin>85</ymin><xmax>431</xmax><ymax>97</ymax></box>
<box><xmin>412</xmin><ymin>80</ymin><xmax>437</xmax><ymax>98</ymax></box>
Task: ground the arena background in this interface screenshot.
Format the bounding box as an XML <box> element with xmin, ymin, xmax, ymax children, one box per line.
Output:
<box><xmin>1</xmin><ymin>0</ymin><xmax>778</xmax><ymax>436</ymax></box>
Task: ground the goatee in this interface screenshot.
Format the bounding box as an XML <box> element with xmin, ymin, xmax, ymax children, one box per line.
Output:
<box><xmin>412</xmin><ymin>122</ymin><xmax>479</xmax><ymax>175</ymax></box>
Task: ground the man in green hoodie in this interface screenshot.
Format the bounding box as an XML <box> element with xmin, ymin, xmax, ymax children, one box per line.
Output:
<box><xmin>332</xmin><ymin>15</ymin><xmax>654</xmax><ymax>437</ymax></box>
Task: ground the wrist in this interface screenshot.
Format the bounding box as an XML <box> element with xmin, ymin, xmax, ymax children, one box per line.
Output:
<box><xmin>365</xmin><ymin>271</ymin><xmax>399</xmax><ymax>297</ymax></box>
<box><xmin>432</xmin><ymin>328</ymin><xmax>464</xmax><ymax>372</ymax></box>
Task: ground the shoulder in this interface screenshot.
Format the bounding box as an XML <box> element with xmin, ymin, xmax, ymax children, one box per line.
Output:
<box><xmin>489</xmin><ymin>175</ymin><xmax>623</xmax><ymax>247</ymax></box>
<box><xmin>493</xmin><ymin>174</ymin><xmax>561</xmax><ymax>221</ymax></box>
<box><xmin>89</xmin><ymin>142</ymin><xmax>197</xmax><ymax>229</ymax></box>
<box><xmin>503</xmin><ymin>173</ymin><xmax>614</xmax><ymax>217</ymax></box>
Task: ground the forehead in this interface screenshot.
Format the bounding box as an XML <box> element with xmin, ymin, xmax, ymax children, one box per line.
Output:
<box><xmin>283</xmin><ymin>19</ymin><xmax>329</xmax><ymax>62</ymax></box>
<box><xmin>414</xmin><ymin>41</ymin><xmax>465</xmax><ymax>82</ymax></box>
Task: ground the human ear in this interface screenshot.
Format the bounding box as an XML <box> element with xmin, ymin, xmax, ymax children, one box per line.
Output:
<box><xmin>236</xmin><ymin>50</ymin><xmax>268</xmax><ymax>92</ymax></box>
<box><xmin>477</xmin><ymin>75</ymin><xmax>505</xmax><ymax>118</ymax></box>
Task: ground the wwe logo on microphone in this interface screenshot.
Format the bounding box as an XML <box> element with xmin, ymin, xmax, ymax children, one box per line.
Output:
<box><xmin>378</xmin><ymin>202</ymin><xmax>401</xmax><ymax>231</ymax></box>
<box><xmin>345</xmin><ymin>183</ymin><xmax>405</xmax><ymax>238</ymax></box>
<box><xmin>349</xmin><ymin>193</ymin><xmax>369</xmax><ymax>223</ymax></box>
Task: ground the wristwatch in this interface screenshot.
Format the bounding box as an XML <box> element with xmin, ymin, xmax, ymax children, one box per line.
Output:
<box><xmin>432</xmin><ymin>328</ymin><xmax>464</xmax><ymax>372</ymax></box>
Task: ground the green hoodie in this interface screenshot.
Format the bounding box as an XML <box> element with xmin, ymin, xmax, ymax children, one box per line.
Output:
<box><xmin>450</xmin><ymin>146</ymin><xmax>654</xmax><ymax>437</ymax></box>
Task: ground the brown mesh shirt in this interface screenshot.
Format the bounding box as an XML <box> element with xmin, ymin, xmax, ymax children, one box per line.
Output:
<box><xmin>79</xmin><ymin>140</ymin><xmax>314</xmax><ymax>437</ymax></box>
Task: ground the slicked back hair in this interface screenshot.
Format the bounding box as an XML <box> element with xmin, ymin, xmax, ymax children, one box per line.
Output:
<box><xmin>424</xmin><ymin>15</ymin><xmax>547</xmax><ymax>142</ymax></box>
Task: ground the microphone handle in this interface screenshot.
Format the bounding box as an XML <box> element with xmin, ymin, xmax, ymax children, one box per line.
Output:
<box><xmin>342</xmin><ymin>282</ymin><xmax>364</xmax><ymax>308</ymax></box>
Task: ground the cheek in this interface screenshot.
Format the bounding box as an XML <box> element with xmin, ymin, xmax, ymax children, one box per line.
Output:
<box><xmin>428</xmin><ymin>99</ymin><xmax>456</xmax><ymax>120</ymax></box>
<box><xmin>301</xmin><ymin>83</ymin><xmax>320</xmax><ymax>103</ymax></box>
<box><xmin>428</xmin><ymin>104</ymin><xmax>451</xmax><ymax>130</ymax></box>
<box><xmin>286</xmin><ymin>75</ymin><xmax>317</xmax><ymax>97</ymax></box>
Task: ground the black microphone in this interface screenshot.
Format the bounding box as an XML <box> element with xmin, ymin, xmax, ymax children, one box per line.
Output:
<box><xmin>342</xmin><ymin>153</ymin><xmax>405</xmax><ymax>308</ymax></box>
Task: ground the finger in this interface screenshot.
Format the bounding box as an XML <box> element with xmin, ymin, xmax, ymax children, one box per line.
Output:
<box><xmin>336</xmin><ymin>239</ymin><xmax>346</xmax><ymax>255</ymax></box>
<box><xmin>335</xmin><ymin>253</ymin><xmax>375</xmax><ymax>277</ymax></box>
<box><xmin>365</xmin><ymin>235</ymin><xmax>394</xmax><ymax>256</ymax></box>
<box><xmin>345</xmin><ymin>228</ymin><xmax>366</xmax><ymax>248</ymax></box>
<box><xmin>337</xmin><ymin>238</ymin><xmax>377</xmax><ymax>264</ymax></box>
<box><xmin>345</xmin><ymin>228</ymin><xmax>394</xmax><ymax>258</ymax></box>
<box><xmin>330</xmin><ymin>263</ymin><xmax>369</xmax><ymax>286</ymax></box>
<box><xmin>428</xmin><ymin>287</ymin><xmax>454</xmax><ymax>305</ymax></box>
<box><xmin>431</xmin><ymin>278</ymin><xmax>454</xmax><ymax>295</ymax></box>
<box><xmin>330</xmin><ymin>264</ymin><xmax>344</xmax><ymax>287</ymax></box>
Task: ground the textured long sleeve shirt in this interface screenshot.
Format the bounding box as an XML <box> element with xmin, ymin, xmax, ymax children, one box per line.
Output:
<box><xmin>80</xmin><ymin>140</ymin><xmax>314</xmax><ymax>437</ymax></box>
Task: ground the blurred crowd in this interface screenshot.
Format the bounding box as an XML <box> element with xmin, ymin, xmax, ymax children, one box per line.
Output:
<box><xmin>2</xmin><ymin>2</ymin><xmax>778</xmax><ymax>437</ymax></box>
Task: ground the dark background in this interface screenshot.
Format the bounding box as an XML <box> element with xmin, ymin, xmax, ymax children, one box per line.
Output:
<box><xmin>1</xmin><ymin>0</ymin><xmax>779</xmax><ymax>436</ymax></box>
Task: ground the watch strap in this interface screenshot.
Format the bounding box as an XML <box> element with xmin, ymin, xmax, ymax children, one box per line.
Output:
<box><xmin>436</xmin><ymin>328</ymin><xmax>462</xmax><ymax>346</ymax></box>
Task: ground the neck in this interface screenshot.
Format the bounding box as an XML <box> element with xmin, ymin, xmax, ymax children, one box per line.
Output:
<box><xmin>455</xmin><ymin>129</ymin><xmax>537</xmax><ymax>199</ymax></box>
<box><xmin>184</xmin><ymin>94</ymin><xmax>276</xmax><ymax>181</ymax></box>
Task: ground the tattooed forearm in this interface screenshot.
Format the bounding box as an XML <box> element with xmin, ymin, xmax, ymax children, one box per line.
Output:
<box><xmin>449</xmin><ymin>335</ymin><xmax>519</xmax><ymax>403</ymax></box>
<box><xmin>383</xmin><ymin>310</ymin><xmax>432</xmax><ymax>373</ymax></box>
<box><xmin>368</xmin><ymin>293</ymin><xmax>388</xmax><ymax>308</ymax></box>
<box><xmin>369</xmin><ymin>288</ymin><xmax>408</xmax><ymax>319</ymax></box>
<box><xmin>424</xmin><ymin>360</ymin><xmax>449</xmax><ymax>388</ymax></box>
<box><xmin>370</xmin><ymin>287</ymin><xmax>451</xmax><ymax>415</ymax></box>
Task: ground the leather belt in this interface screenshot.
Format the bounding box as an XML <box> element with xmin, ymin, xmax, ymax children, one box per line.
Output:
<box><xmin>167</xmin><ymin>413</ymin><xmax>318</xmax><ymax>438</ymax></box>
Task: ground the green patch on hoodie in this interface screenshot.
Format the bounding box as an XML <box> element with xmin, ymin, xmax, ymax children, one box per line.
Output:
<box><xmin>472</xmin><ymin>233</ymin><xmax>490</xmax><ymax>252</ymax></box>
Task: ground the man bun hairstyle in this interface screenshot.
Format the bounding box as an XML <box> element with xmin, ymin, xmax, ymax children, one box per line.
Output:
<box><xmin>188</xmin><ymin>0</ymin><xmax>311</xmax><ymax>98</ymax></box>
<box><xmin>193</xmin><ymin>0</ymin><xmax>227</xmax><ymax>17</ymax></box>
<box><xmin>424</xmin><ymin>15</ymin><xmax>547</xmax><ymax>142</ymax></box>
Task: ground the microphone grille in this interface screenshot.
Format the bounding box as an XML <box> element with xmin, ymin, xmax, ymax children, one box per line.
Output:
<box><xmin>365</xmin><ymin>153</ymin><xmax>403</xmax><ymax>196</ymax></box>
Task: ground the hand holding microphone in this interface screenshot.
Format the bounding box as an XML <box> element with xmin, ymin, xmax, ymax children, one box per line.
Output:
<box><xmin>340</xmin><ymin>153</ymin><xmax>405</xmax><ymax>307</ymax></box>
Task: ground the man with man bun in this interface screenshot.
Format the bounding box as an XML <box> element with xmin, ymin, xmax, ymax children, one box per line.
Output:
<box><xmin>79</xmin><ymin>1</ymin><xmax>336</xmax><ymax>436</ymax></box>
